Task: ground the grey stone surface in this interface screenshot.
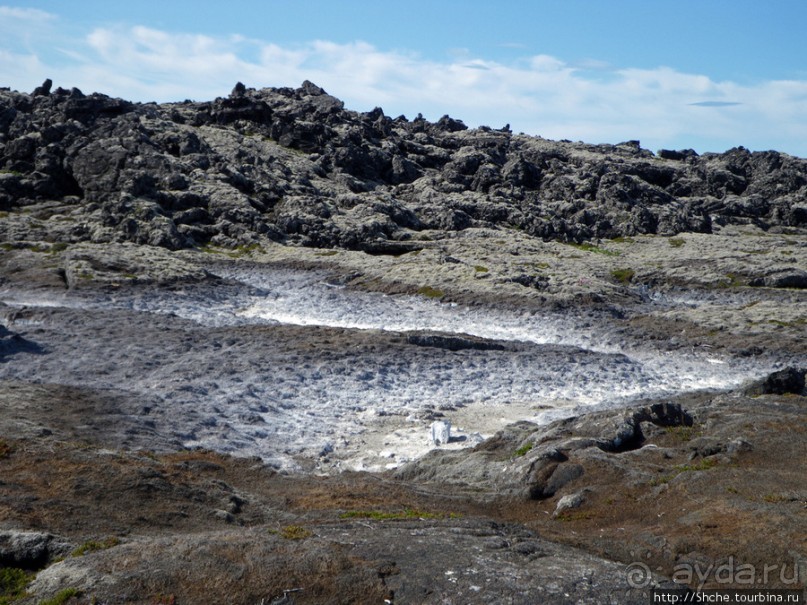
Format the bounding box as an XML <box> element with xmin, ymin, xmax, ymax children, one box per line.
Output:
<box><xmin>0</xmin><ymin>530</ymin><xmax>73</xmax><ymax>569</ymax></box>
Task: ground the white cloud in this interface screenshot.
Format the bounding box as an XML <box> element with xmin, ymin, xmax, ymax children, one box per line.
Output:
<box><xmin>2</xmin><ymin>19</ymin><xmax>806</xmax><ymax>156</ymax></box>
<box><xmin>0</xmin><ymin>6</ymin><xmax>56</xmax><ymax>21</ymax></box>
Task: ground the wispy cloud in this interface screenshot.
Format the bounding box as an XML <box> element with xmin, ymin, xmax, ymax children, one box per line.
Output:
<box><xmin>0</xmin><ymin>6</ymin><xmax>56</xmax><ymax>21</ymax></box>
<box><xmin>2</xmin><ymin>17</ymin><xmax>806</xmax><ymax>156</ymax></box>
<box><xmin>689</xmin><ymin>101</ymin><xmax>743</xmax><ymax>107</ymax></box>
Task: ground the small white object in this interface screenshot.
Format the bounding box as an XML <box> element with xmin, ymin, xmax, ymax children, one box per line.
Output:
<box><xmin>430</xmin><ymin>420</ymin><xmax>451</xmax><ymax>445</ymax></box>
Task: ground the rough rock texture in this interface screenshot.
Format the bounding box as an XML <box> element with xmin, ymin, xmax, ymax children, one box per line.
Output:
<box><xmin>745</xmin><ymin>366</ymin><xmax>806</xmax><ymax>396</ymax></box>
<box><xmin>1</xmin><ymin>80</ymin><xmax>805</xmax><ymax>604</ymax></box>
<box><xmin>1</xmin><ymin>382</ymin><xmax>803</xmax><ymax>604</ymax></box>
<box><xmin>25</xmin><ymin>522</ymin><xmax>655</xmax><ymax>605</ymax></box>
<box><xmin>1</xmin><ymin>80</ymin><xmax>805</xmax><ymax>252</ymax></box>
<box><xmin>0</xmin><ymin>530</ymin><xmax>73</xmax><ymax>569</ymax></box>
<box><xmin>394</xmin><ymin>402</ymin><xmax>695</xmax><ymax>499</ymax></box>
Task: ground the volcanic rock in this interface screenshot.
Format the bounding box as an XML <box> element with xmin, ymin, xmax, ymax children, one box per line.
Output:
<box><xmin>1</xmin><ymin>81</ymin><xmax>805</xmax><ymax>252</ymax></box>
<box><xmin>0</xmin><ymin>530</ymin><xmax>73</xmax><ymax>569</ymax></box>
<box><xmin>746</xmin><ymin>367</ymin><xmax>806</xmax><ymax>396</ymax></box>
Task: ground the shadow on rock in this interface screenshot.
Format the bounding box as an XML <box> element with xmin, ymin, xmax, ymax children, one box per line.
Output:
<box><xmin>0</xmin><ymin>325</ymin><xmax>45</xmax><ymax>361</ymax></box>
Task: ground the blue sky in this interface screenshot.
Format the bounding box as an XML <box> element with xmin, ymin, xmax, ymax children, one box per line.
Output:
<box><xmin>3</xmin><ymin>1</ymin><xmax>807</xmax><ymax>157</ymax></box>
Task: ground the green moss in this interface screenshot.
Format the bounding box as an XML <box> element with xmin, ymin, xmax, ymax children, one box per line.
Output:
<box><xmin>718</xmin><ymin>273</ymin><xmax>743</xmax><ymax>288</ymax></box>
<box><xmin>0</xmin><ymin>568</ymin><xmax>33</xmax><ymax>604</ymax></box>
<box><xmin>664</xmin><ymin>426</ymin><xmax>700</xmax><ymax>442</ymax></box>
<box><xmin>650</xmin><ymin>457</ymin><xmax>717</xmax><ymax>486</ymax></box>
<box><xmin>47</xmin><ymin>242</ymin><xmax>69</xmax><ymax>254</ymax></box>
<box><xmin>417</xmin><ymin>286</ymin><xmax>444</xmax><ymax>299</ymax></box>
<box><xmin>610</xmin><ymin>268</ymin><xmax>635</xmax><ymax>284</ymax></box>
<box><xmin>675</xmin><ymin>458</ymin><xmax>718</xmax><ymax>473</ymax></box>
<box><xmin>566</xmin><ymin>242</ymin><xmax>620</xmax><ymax>256</ymax></box>
<box><xmin>668</xmin><ymin>237</ymin><xmax>686</xmax><ymax>248</ymax></box>
<box><xmin>767</xmin><ymin>318</ymin><xmax>806</xmax><ymax>328</ymax></box>
<box><xmin>609</xmin><ymin>236</ymin><xmax>635</xmax><ymax>244</ymax></box>
<box><xmin>280</xmin><ymin>525</ymin><xmax>313</xmax><ymax>540</ymax></box>
<box><xmin>38</xmin><ymin>588</ymin><xmax>80</xmax><ymax>605</ymax></box>
<box><xmin>473</xmin><ymin>265</ymin><xmax>489</xmax><ymax>273</ymax></box>
<box><xmin>314</xmin><ymin>250</ymin><xmax>339</xmax><ymax>257</ymax></box>
<box><xmin>227</xmin><ymin>243</ymin><xmax>263</xmax><ymax>258</ymax></box>
<box><xmin>72</xmin><ymin>536</ymin><xmax>120</xmax><ymax>557</ymax></box>
<box><xmin>514</xmin><ymin>443</ymin><xmax>533</xmax><ymax>457</ymax></box>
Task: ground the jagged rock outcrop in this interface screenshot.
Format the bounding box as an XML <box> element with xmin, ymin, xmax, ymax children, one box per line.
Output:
<box><xmin>0</xmin><ymin>530</ymin><xmax>73</xmax><ymax>569</ymax></box>
<box><xmin>395</xmin><ymin>402</ymin><xmax>696</xmax><ymax>500</ymax></box>
<box><xmin>1</xmin><ymin>80</ymin><xmax>806</xmax><ymax>250</ymax></box>
<box><xmin>745</xmin><ymin>367</ymin><xmax>806</xmax><ymax>396</ymax></box>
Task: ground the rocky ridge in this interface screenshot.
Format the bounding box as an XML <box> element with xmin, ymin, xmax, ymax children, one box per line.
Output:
<box><xmin>1</xmin><ymin>79</ymin><xmax>806</xmax><ymax>252</ymax></box>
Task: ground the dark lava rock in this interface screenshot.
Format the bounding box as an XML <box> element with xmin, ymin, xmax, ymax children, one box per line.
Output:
<box><xmin>597</xmin><ymin>402</ymin><xmax>693</xmax><ymax>453</ymax></box>
<box><xmin>1</xmin><ymin>81</ymin><xmax>806</xmax><ymax>251</ymax></box>
<box><xmin>748</xmin><ymin>269</ymin><xmax>807</xmax><ymax>289</ymax></box>
<box><xmin>406</xmin><ymin>333</ymin><xmax>506</xmax><ymax>352</ymax></box>
<box><xmin>32</xmin><ymin>78</ymin><xmax>53</xmax><ymax>97</ymax></box>
<box><xmin>746</xmin><ymin>367</ymin><xmax>806</xmax><ymax>396</ymax></box>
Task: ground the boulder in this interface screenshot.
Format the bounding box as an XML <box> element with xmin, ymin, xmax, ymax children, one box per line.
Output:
<box><xmin>32</xmin><ymin>78</ymin><xmax>53</xmax><ymax>97</ymax></box>
<box><xmin>597</xmin><ymin>402</ymin><xmax>693</xmax><ymax>452</ymax></box>
<box><xmin>749</xmin><ymin>270</ymin><xmax>807</xmax><ymax>289</ymax></box>
<box><xmin>0</xmin><ymin>530</ymin><xmax>73</xmax><ymax>569</ymax></box>
<box><xmin>746</xmin><ymin>367</ymin><xmax>806</xmax><ymax>396</ymax></box>
<box><xmin>553</xmin><ymin>489</ymin><xmax>590</xmax><ymax>517</ymax></box>
<box><xmin>658</xmin><ymin>148</ymin><xmax>699</xmax><ymax>161</ymax></box>
<box><xmin>429</xmin><ymin>420</ymin><xmax>451</xmax><ymax>446</ymax></box>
